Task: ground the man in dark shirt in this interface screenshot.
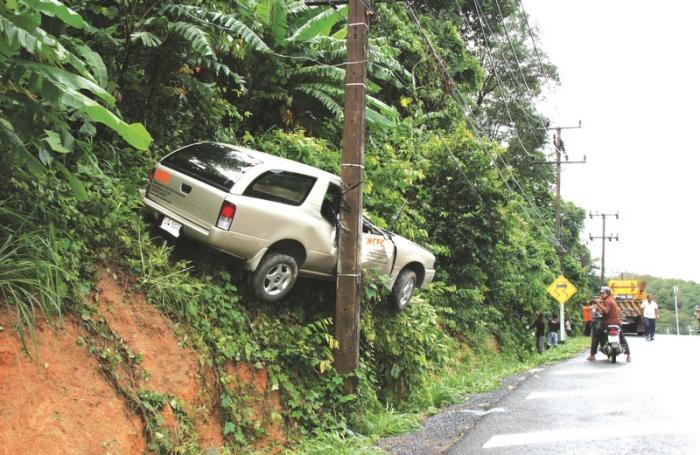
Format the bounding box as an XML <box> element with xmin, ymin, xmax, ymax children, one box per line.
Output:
<box><xmin>588</xmin><ymin>286</ymin><xmax>631</xmax><ymax>362</ymax></box>
<box><xmin>533</xmin><ymin>313</ymin><xmax>546</xmax><ymax>354</ymax></box>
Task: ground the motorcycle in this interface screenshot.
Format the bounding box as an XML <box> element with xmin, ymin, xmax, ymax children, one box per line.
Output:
<box><xmin>599</xmin><ymin>324</ymin><xmax>625</xmax><ymax>363</ymax></box>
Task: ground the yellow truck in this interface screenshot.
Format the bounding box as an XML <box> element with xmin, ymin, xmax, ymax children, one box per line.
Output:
<box><xmin>608</xmin><ymin>279</ymin><xmax>647</xmax><ymax>335</ymax></box>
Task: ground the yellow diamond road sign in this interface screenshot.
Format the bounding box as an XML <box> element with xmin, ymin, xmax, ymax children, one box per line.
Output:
<box><xmin>547</xmin><ymin>275</ymin><xmax>577</xmax><ymax>305</ymax></box>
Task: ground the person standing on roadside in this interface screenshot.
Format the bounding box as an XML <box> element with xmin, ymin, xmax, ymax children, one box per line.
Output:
<box><xmin>588</xmin><ymin>286</ymin><xmax>631</xmax><ymax>362</ymax></box>
<box><xmin>547</xmin><ymin>313</ymin><xmax>559</xmax><ymax>348</ymax></box>
<box><xmin>582</xmin><ymin>300</ymin><xmax>594</xmax><ymax>336</ymax></box>
<box><xmin>532</xmin><ymin>312</ymin><xmax>546</xmax><ymax>354</ymax></box>
<box><xmin>565</xmin><ymin>312</ymin><xmax>573</xmax><ymax>337</ymax></box>
<box><xmin>641</xmin><ymin>294</ymin><xmax>659</xmax><ymax>341</ymax></box>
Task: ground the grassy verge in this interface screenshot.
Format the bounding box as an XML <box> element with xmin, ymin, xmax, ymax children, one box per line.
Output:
<box><xmin>299</xmin><ymin>336</ymin><xmax>589</xmax><ymax>454</ymax></box>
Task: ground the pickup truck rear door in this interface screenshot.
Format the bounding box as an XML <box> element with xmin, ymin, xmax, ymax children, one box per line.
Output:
<box><xmin>147</xmin><ymin>143</ymin><xmax>260</xmax><ymax>229</ymax></box>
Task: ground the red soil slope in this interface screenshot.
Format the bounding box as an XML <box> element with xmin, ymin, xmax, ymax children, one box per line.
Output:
<box><xmin>0</xmin><ymin>310</ymin><xmax>145</xmax><ymax>455</ymax></box>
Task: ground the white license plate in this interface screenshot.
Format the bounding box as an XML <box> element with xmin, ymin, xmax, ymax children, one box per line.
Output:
<box><xmin>609</xmin><ymin>335</ymin><xmax>620</xmax><ymax>343</ymax></box>
<box><xmin>160</xmin><ymin>216</ymin><xmax>182</xmax><ymax>238</ymax></box>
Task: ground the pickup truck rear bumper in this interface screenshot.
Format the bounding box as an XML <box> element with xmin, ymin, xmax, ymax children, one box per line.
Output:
<box><xmin>143</xmin><ymin>196</ymin><xmax>267</xmax><ymax>270</ymax></box>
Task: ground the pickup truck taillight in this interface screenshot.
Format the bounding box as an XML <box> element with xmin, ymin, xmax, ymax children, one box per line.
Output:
<box><xmin>216</xmin><ymin>201</ymin><xmax>236</xmax><ymax>230</ymax></box>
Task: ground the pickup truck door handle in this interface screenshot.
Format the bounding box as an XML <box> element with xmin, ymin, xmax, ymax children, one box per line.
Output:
<box><xmin>180</xmin><ymin>183</ymin><xmax>192</xmax><ymax>195</ymax></box>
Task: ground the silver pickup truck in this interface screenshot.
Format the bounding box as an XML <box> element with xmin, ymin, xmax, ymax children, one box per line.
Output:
<box><xmin>143</xmin><ymin>142</ymin><xmax>435</xmax><ymax>309</ymax></box>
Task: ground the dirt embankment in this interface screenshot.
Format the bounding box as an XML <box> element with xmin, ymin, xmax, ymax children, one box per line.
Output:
<box><xmin>0</xmin><ymin>310</ymin><xmax>145</xmax><ymax>455</ymax></box>
<box><xmin>0</xmin><ymin>266</ymin><xmax>285</xmax><ymax>454</ymax></box>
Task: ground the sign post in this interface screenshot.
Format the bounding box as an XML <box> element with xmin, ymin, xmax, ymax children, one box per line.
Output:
<box><xmin>547</xmin><ymin>275</ymin><xmax>577</xmax><ymax>342</ymax></box>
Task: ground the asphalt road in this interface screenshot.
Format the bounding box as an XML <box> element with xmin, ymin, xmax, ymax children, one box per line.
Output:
<box><xmin>447</xmin><ymin>335</ymin><xmax>700</xmax><ymax>455</ymax></box>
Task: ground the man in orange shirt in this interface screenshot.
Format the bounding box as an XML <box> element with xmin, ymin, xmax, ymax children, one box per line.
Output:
<box><xmin>582</xmin><ymin>300</ymin><xmax>594</xmax><ymax>336</ymax></box>
<box><xmin>587</xmin><ymin>286</ymin><xmax>631</xmax><ymax>362</ymax></box>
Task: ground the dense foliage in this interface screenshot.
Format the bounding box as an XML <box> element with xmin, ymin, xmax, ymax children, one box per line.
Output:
<box><xmin>1</xmin><ymin>0</ymin><xmax>599</xmax><ymax>452</ymax></box>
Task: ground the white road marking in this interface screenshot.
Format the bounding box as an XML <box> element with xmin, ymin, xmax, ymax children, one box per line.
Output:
<box><xmin>526</xmin><ymin>387</ymin><xmax>644</xmax><ymax>400</ymax></box>
<box><xmin>526</xmin><ymin>389</ymin><xmax>603</xmax><ymax>399</ymax></box>
<box><xmin>551</xmin><ymin>367</ymin><xmax>624</xmax><ymax>376</ymax></box>
<box><xmin>460</xmin><ymin>407</ymin><xmax>507</xmax><ymax>416</ymax></box>
<box><xmin>482</xmin><ymin>422</ymin><xmax>694</xmax><ymax>449</ymax></box>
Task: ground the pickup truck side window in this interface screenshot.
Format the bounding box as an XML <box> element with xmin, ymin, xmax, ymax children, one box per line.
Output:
<box><xmin>321</xmin><ymin>183</ymin><xmax>341</xmax><ymax>224</ymax></box>
<box><xmin>243</xmin><ymin>170</ymin><xmax>317</xmax><ymax>206</ymax></box>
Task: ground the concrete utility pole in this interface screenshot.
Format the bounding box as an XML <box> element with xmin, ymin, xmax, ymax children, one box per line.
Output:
<box><xmin>589</xmin><ymin>211</ymin><xmax>619</xmax><ymax>286</ymax></box>
<box><xmin>334</xmin><ymin>0</ymin><xmax>368</xmax><ymax>393</ymax></box>
<box><xmin>673</xmin><ymin>285</ymin><xmax>681</xmax><ymax>335</ymax></box>
<box><xmin>534</xmin><ymin>122</ymin><xmax>583</xmax><ymax>342</ymax></box>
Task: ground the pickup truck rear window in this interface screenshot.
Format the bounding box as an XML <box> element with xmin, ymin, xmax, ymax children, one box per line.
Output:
<box><xmin>243</xmin><ymin>171</ymin><xmax>317</xmax><ymax>206</ymax></box>
<box><xmin>161</xmin><ymin>143</ymin><xmax>261</xmax><ymax>192</ymax></box>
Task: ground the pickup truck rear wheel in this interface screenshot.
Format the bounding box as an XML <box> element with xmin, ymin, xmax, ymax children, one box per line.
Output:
<box><xmin>252</xmin><ymin>252</ymin><xmax>298</xmax><ymax>302</ymax></box>
<box><xmin>391</xmin><ymin>269</ymin><xmax>417</xmax><ymax>311</ymax></box>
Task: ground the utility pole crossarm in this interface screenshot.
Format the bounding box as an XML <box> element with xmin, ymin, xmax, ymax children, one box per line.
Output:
<box><xmin>531</xmin><ymin>123</ymin><xmax>584</xmax><ymax>255</ymax></box>
<box><xmin>589</xmin><ymin>211</ymin><xmax>620</xmax><ymax>286</ymax></box>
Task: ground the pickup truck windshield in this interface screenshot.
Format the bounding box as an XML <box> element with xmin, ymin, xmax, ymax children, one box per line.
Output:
<box><xmin>161</xmin><ymin>143</ymin><xmax>261</xmax><ymax>191</ymax></box>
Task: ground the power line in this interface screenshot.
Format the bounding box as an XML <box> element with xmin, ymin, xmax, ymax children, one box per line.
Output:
<box><xmin>491</xmin><ymin>0</ymin><xmax>553</xmax><ymax>140</ymax></box>
<box><xmin>516</xmin><ymin>0</ymin><xmax>550</xmax><ymax>83</ymax></box>
<box><xmin>406</xmin><ymin>2</ymin><xmax>558</xmax><ymax>245</ymax></box>
<box><xmin>471</xmin><ymin>0</ymin><xmax>549</xmax><ymax>140</ymax></box>
<box><xmin>406</xmin><ymin>2</ymin><xmax>572</xmax><ymax>248</ymax></box>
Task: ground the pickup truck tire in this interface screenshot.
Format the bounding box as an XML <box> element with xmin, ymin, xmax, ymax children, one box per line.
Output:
<box><xmin>252</xmin><ymin>252</ymin><xmax>298</xmax><ymax>302</ymax></box>
<box><xmin>391</xmin><ymin>269</ymin><xmax>417</xmax><ymax>311</ymax></box>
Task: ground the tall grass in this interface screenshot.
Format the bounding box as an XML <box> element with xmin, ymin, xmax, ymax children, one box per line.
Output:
<box><xmin>0</xmin><ymin>212</ymin><xmax>66</xmax><ymax>355</ymax></box>
<box><xmin>297</xmin><ymin>431</ymin><xmax>385</xmax><ymax>455</ymax></box>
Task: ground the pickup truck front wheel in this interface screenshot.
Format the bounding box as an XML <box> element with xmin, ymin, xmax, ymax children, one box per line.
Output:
<box><xmin>391</xmin><ymin>269</ymin><xmax>417</xmax><ymax>311</ymax></box>
<box><xmin>252</xmin><ymin>252</ymin><xmax>298</xmax><ymax>302</ymax></box>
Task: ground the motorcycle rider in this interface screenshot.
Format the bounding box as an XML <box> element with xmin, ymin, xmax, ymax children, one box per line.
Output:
<box><xmin>587</xmin><ymin>286</ymin><xmax>631</xmax><ymax>362</ymax></box>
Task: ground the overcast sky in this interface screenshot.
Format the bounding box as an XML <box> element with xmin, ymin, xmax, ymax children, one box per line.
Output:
<box><xmin>520</xmin><ymin>0</ymin><xmax>700</xmax><ymax>282</ymax></box>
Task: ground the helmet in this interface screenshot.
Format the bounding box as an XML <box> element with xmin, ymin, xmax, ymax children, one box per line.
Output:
<box><xmin>600</xmin><ymin>286</ymin><xmax>612</xmax><ymax>295</ymax></box>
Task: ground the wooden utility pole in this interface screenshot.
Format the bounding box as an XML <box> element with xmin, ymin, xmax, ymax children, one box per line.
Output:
<box><xmin>546</xmin><ymin>123</ymin><xmax>584</xmax><ymax>254</ymax></box>
<box><xmin>534</xmin><ymin>123</ymin><xmax>583</xmax><ymax>342</ymax></box>
<box><xmin>589</xmin><ymin>211</ymin><xmax>619</xmax><ymax>286</ymax></box>
<box><xmin>334</xmin><ymin>0</ymin><xmax>368</xmax><ymax>393</ymax></box>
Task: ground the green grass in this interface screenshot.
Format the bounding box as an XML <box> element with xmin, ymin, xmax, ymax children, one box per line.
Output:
<box><xmin>296</xmin><ymin>431</ymin><xmax>385</xmax><ymax>455</ymax></box>
<box><xmin>0</xmin><ymin>225</ymin><xmax>67</xmax><ymax>356</ymax></box>
<box><xmin>354</xmin><ymin>406</ymin><xmax>422</xmax><ymax>437</ymax></box>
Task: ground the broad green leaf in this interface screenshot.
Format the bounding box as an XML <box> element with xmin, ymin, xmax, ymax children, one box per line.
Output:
<box><xmin>18</xmin><ymin>59</ymin><xmax>115</xmax><ymax>105</ymax></box>
<box><xmin>74</xmin><ymin>43</ymin><xmax>107</xmax><ymax>87</ymax></box>
<box><xmin>256</xmin><ymin>0</ymin><xmax>287</xmax><ymax>44</ymax></box>
<box><xmin>331</xmin><ymin>27</ymin><xmax>347</xmax><ymax>40</ymax></box>
<box><xmin>20</xmin><ymin>149</ymin><xmax>45</xmax><ymax>175</ymax></box>
<box><xmin>22</xmin><ymin>0</ymin><xmax>90</xmax><ymax>30</ymax></box>
<box><xmin>44</xmin><ymin>130</ymin><xmax>70</xmax><ymax>154</ymax></box>
<box><xmin>54</xmin><ymin>162</ymin><xmax>87</xmax><ymax>201</ymax></box>
<box><xmin>367</xmin><ymin>95</ymin><xmax>399</xmax><ymax>121</ymax></box>
<box><xmin>59</xmin><ymin>88</ymin><xmax>152</xmax><ymax>150</ymax></box>
<box><xmin>286</xmin><ymin>6</ymin><xmax>347</xmax><ymax>44</ymax></box>
<box><xmin>79</xmin><ymin>120</ymin><xmax>96</xmax><ymax>136</ymax></box>
<box><xmin>1</xmin><ymin>118</ymin><xmax>44</xmax><ymax>175</ymax></box>
<box><xmin>366</xmin><ymin>108</ymin><xmax>395</xmax><ymax>130</ymax></box>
